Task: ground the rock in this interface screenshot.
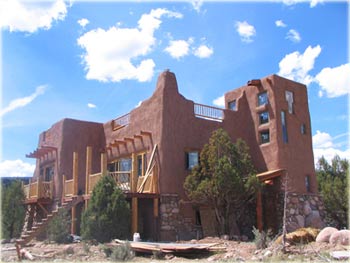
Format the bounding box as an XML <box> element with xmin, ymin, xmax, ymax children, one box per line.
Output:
<box><xmin>329</xmin><ymin>230</ymin><xmax>350</xmax><ymax>245</ymax></box>
<box><xmin>263</xmin><ymin>250</ymin><xmax>272</xmax><ymax>257</ymax></box>
<box><xmin>305</xmin><ymin>211</ymin><xmax>325</xmax><ymax>229</ymax></box>
<box><xmin>303</xmin><ymin>203</ymin><xmax>312</xmax><ymax>216</ymax></box>
<box><xmin>241</xmin><ymin>235</ymin><xmax>248</xmax><ymax>242</ymax></box>
<box><xmin>330</xmin><ymin>251</ymin><xmax>350</xmax><ymax>260</ymax></box>
<box><xmin>291</xmin><ymin>197</ymin><xmax>299</xmax><ymax>204</ymax></box>
<box><xmin>296</xmin><ymin>215</ymin><xmax>305</xmax><ymax>228</ymax></box>
<box><xmin>316</xmin><ymin>227</ymin><xmax>338</xmax><ymax>243</ymax></box>
<box><xmin>290</xmin><ymin>208</ymin><xmax>295</xmax><ymax>215</ymax></box>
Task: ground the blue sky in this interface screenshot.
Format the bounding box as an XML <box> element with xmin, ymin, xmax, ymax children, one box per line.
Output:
<box><xmin>0</xmin><ymin>0</ymin><xmax>349</xmax><ymax>177</ymax></box>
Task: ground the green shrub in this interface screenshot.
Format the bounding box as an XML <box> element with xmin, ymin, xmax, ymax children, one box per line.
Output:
<box><xmin>1</xmin><ymin>180</ymin><xmax>26</xmax><ymax>239</ymax></box>
<box><xmin>47</xmin><ymin>209</ymin><xmax>70</xmax><ymax>244</ymax></box>
<box><xmin>81</xmin><ymin>175</ymin><xmax>131</xmax><ymax>243</ymax></box>
<box><xmin>110</xmin><ymin>242</ymin><xmax>134</xmax><ymax>261</ymax></box>
<box><xmin>252</xmin><ymin>226</ymin><xmax>272</xmax><ymax>249</ymax></box>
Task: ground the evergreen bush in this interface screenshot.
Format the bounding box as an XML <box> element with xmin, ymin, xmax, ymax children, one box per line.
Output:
<box><xmin>81</xmin><ymin>175</ymin><xmax>131</xmax><ymax>243</ymax></box>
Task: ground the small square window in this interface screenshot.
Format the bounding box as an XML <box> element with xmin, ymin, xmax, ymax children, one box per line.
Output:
<box><xmin>301</xmin><ymin>124</ymin><xmax>306</xmax><ymax>134</ymax></box>
<box><xmin>228</xmin><ymin>100</ymin><xmax>237</xmax><ymax>111</ymax></box>
<box><xmin>259</xmin><ymin>111</ymin><xmax>269</xmax><ymax>124</ymax></box>
<box><xmin>260</xmin><ymin>130</ymin><xmax>270</xmax><ymax>144</ymax></box>
<box><xmin>186</xmin><ymin>152</ymin><xmax>199</xmax><ymax>170</ymax></box>
<box><xmin>258</xmin><ymin>92</ymin><xmax>268</xmax><ymax>106</ymax></box>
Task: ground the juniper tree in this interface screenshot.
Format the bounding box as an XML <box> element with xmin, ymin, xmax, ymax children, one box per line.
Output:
<box><xmin>1</xmin><ymin>180</ymin><xmax>26</xmax><ymax>239</ymax></box>
<box><xmin>184</xmin><ymin>128</ymin><xmax>259</xmax><ymax>236</ymax></box>
<box><xmin>81</xmin><ymin>175</ymin><xmax>130</xmax><ymax>242</ymax></box>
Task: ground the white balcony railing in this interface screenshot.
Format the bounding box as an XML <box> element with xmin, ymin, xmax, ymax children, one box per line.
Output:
<box><xmin>194</xmin><ymin>103</ymin><xmax>224</xmax><ymax>122</ymax></box>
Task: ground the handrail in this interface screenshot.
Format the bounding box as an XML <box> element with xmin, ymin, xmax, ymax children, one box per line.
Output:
<box><xmin>22</xmin><ymin>179</ymin><xmax>53</xmax><ymax>199</ymax></box>
<box><xmin>108</xmin><ymin>171</ymin><xmax>131</xmax><ymax>191</ymax></box>
<box><xmin>112</xmin><ymin>113</ymin><xmax>130</xmax><ymax>131</ymax></box>
<box><xmin>194</xmin><ymin>103</ymin><xmax>224</xmax><ymax>121</ymax></box>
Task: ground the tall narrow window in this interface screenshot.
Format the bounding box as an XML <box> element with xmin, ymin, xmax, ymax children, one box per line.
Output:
<box><xmin>260</xmin><ymin>130</ymin><xmax>270</xmax><ymax>144</ymax></box>
<box><xmin>285</xmin><ymin>91</ymin><xmax>294</xmax><ymax>114</ymax></box>
<box><xmin>186</xmin><ymin>152</ymin><xmax>199</xmax><ymax>170</ymax></box>
<box><xmin>301</xmin><ymin>124</ymin><xmax>306</xmax><ymax>134</ymax></box>
<box><xmin>281</xmin><ymin>111</ymin><xmax>288</xmax><ymax>143</ymax></box>
<box><xmin>258</xmin><ymin>91</ymin><xmax>268</xmax><ymax>106</ymax></box>
<box><xmin>228</xmin><ymin>100</ymin><xmax>237</xmax><ymax>111</ymax></box>
<box><xmin>137</xmin><ymin>155</ymin><xmax>143</xmax><ymax>177</ymax></box>
<box><xmin>305</xmin><ymin>175</ymin><xmax>311</xmax><ymax>192</ymax></box>
<box><xmin>259</xmin><ymin>111</ymin><xmax>269</xmax><ymax>125</ymax></box>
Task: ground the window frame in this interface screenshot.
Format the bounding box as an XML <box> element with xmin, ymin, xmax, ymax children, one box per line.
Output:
<box><xmin>228</xmin><ymin>100</ymin><xmax>237</xmax><ymax>111</ymax></box>
<box><xmin>260</xmin><ymin>130</ymin><xmax>270</xmax><ymax>144</ymax></box>
<box><xmin>259</xmin><ymin>111</ymin><xmax>269</xmax><ymax>125</ymax></box>
<box><xmin>186</xmin><ymin>151</ymin><xmax>199</xmax><ymax>170</ymax></box>
<box><xmin>257</xmin><ymin>91</ymin><xmax>268</xmax><ymax>106</ymax></box>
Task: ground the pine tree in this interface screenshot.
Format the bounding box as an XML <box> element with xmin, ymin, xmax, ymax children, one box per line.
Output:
<box><xmin>81</xmin><ymin>175</ymin><xmax>130</xmax><ymax>242</ymax></box>
<box><xmin>316</xmin><ymin>155</ymin><xmax>349</xmax><ymax>228</ymax></box>
<box><xmin>1</xmin><ymin>180</ymin><xmax>26</xmax><ymax>239</ymax></box>
<box><xmin>184</xmin><ymin>128</ymin><xmax>259</xmax><ymax>236</ymax></box>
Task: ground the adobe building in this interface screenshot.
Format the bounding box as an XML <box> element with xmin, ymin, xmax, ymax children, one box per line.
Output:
<box><xmin>19</xmin><ymin>70</ymin><xmax>325</xmax><ymax>245</ymax></box>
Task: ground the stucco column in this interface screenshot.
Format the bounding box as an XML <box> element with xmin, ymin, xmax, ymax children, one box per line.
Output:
<box><xmin>256</xmin><ymin>190</ymin><xmax>263</xmax><ymax>231</ymax></box>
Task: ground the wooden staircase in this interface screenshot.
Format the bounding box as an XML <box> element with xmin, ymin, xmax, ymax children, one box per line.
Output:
<box><xmin>16</xmin><ymin>195</ymin><xmax>84</xmax><ymax>249</ymax></box>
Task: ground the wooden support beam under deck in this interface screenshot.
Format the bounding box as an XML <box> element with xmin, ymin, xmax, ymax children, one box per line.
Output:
<box><xmin>131</xmin><ymin>197</ymin><xmax>138</xmax><ymax>235</ymax></box>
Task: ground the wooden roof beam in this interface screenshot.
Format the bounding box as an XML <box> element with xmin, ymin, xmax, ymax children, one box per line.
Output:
<box><xmin>140</xmin><ymin>131</ymin><xmax>152</xmax><ymax>137</ymax></box>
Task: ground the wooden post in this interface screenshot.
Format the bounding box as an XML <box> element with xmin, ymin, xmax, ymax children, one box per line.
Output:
<box><xmin>131</xmin><ymin>197</ymin><xmax>138</xmax><ymax>234</ymax></box>
<box><xmin>131</xmin><ymin>153</ymin><xmax>138</xmax><ymax>192</ymax></box>
<box><xmin>73</xmin><ymin>152</ymin><xmax>78</xmax><ymax>196</ymax></box>
<box><xmin>256</xmin><ymin>190</ymin><xmax>263</xmax><ymax>231</ymax></box>
<box><xmin>62</xmin><ymin>174</ymin><xmax>66</xmax><ymax>203</ymax></box>
<box><xmin>101</xmin><ymin>152</ymin><xmax>107</xmax><ymax>176</ymax></box>
<box><xmin>85</xmin><ymin>146</ymin><xmax>92</xmax><ymax>209</ymax></box>
<box><xmin>153</xmin><ymin>164</ymin><xmax>158</xmax><ymax>193</ymax></box>
<box><xmin>71</xmin><ymin>206</ymin><xmax>76</xmax><ymax>235</ymax></box>
<box><xmin>37</xmin><ymin>175</ymin><xmax>42</xmax><ymax>198</ymax></box>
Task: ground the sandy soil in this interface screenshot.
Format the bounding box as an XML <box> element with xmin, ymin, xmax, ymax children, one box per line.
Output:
<box><xmin>1</xmin><ymin>237</ymin><xmax>349</xmax><ymax>262</ymax></box>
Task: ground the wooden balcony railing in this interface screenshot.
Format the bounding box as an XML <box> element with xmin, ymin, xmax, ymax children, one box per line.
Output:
<box><xmin>22</xmin><ymin>179</ymin><xmax>53</xmax><ymax>200</ymax></box>
<box><xmin>88</xmin><ymin>172</ymin><xmax>103</xmax><ymax>194</ymax></box>
<box><xmin>194</xmin><ymin>103</ymin><xmax>224</xmax><ymax>122</ymax></box>
<box><xmin>109</xmin><ymin>171</ymin><xmax>131</xmax><ymax>191</ymax></box>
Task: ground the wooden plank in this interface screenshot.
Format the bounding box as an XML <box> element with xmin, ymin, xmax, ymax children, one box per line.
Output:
<box><xmin>73</xmin><ymin>152</ymin><xmax>78</xmax><ymax>196</ymax></box>
<box><xmin>101</xmin><ymin>152</ymin><xmax>107</xmax><ymax>176</ymax></box>
<box><xmin>131</xmin><ymin>197</ymin><xmax>138</xmax><ymax>234</ymax></box>
<box><xmin>85</xmin><ymin>146</ymin><xmax>92</xmax><ymax>197</ymax></box>
<box><xmin>131</xmin><ymin>153</ymin><xmax>138</xmax><ymax>192</ymax></box>
<box><xmin>153</xmin><ymin>198</ymin><xmax>159</xmax><ymax>218</ymax></box>
<box><xmin>138</xmin><ymin>144</ymin><xmax>157</xmax><ymax>192</ymax></box>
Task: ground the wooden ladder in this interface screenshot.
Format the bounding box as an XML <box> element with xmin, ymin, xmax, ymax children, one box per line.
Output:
<box><xmin>15</xmin><ymin>195</ymin><xmax>84</xmax><ymax>259</ymax></box>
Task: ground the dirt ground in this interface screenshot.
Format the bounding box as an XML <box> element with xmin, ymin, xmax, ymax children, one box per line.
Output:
<box><xmin>1</xmin><ymin>237</ymin><xmax>349</xmax><ymax>262</ymax></box>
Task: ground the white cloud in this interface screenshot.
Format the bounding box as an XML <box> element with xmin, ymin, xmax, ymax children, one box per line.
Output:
<box><xmin>78</xmin><ymin>18</ymin><xmax>89</xmax><ymax>28</ymax></box>
<box><xmin>0</xmin><ymin>159</ymin><xmax>35</xmax><ymax>177</ymax></box>
<box><xmin>314</xmin><ymin>63</ymin><xmax>350</xmax><ymax>98</ymax></box>
<box><xmin>193</xmin><ymin>45</ymin><xmax>213</xmax><ymax>58</ymax></box>
<box><xmin>282</xmin><ymin>0</ymin><xmax>322</xmax><ymax>8</ymax></box>
<box><xmin>278</xmin><ymin>45</ymin><xmax>321</xmax><ymax>85</ymax></box>
<box><xmin>87</xmin><ymin>103</ymin><xmax>96</xmax><ymax>108</ymax></box>
<box><xmin>0</xmin><ymin>85</ymin><xmax>47</xmax><ymax>117</ymax></box>
<box><xmin>275</xmin><ymin>20</ymin><xmax>287</xmax><ymax>27</ymax></box>
<box><xmin>77</xmin><ymin>8</ymin><xmax>182</xmax><ymax>82</ymax></box>
<box><xmin>0</xmin><ymin>0</ymin><xmax>67</xmax><ymax>33</ymax></box>
<box><xmin>235</xmin><ymin>21</ymin><xmax>256</xmax><ymax>43</ymax></box>
<box><xmin>213</xmin><ymin>95</ymin><xmax>225</xmax><ymax>108</ymax></box>
<box><xmin>191</xmin><ymin>0</ymin><xmax>203</xmax><ymax>13</ymax></box>
<box><xmin>164</xmin><ymin>39</ymin><xmax>193</xmax><ymax>59</ymax></box>
<box><xmin>313</xmin><ymin>131</ymin><xmax>350</xmax><ymax>165</ymax></box>
<box><xmin>286</xmin><ymin>29</ymin><xmax>301</xmax><ymax>43</ymax></box>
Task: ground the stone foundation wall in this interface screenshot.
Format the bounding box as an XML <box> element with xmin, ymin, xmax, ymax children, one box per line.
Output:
<box><xmin>159</xmin><ymin>194</ymin><xmax>197</xmax><ymax>240</ymax></box>
<box><xmin>278</xmin><ymin>192</ymin><xmax>326</xmax><ymax>232</ymax></box>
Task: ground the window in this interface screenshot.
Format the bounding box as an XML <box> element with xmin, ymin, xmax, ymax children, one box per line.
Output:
<box><xmin>45</xmin><ymin>166</ymin><xmax>54</xmax><ymax>181</ymax></box>
<box><xmin>260</xmin><ymin>130</ymin><xmax>270</xmax><ymax>144</ymax></box>
<box><xmin>186</xmin><ymin>152</ymin><xmax>199</xmax><ymax>170</ymax></box>
<box><xmin>228</xmin><ymin>100</ymin><xmax>237</xmax><ymax>111</ymax></box>
<box><xmin>301</xmin><ymin>124</ymin><xmax>306</xmax><ymax>134</ymax></box>
<box><xmin>258</xmin><ymin>91</ymin><xmax>268</xmax><ymax>106</ymax></box>
<box><xmin>305</xmin><ymin>175</ymin><xmax>311</xmax><ymax>192</ymax></box>
<box><xmin>285</xmin><ymin>91</ymin><xmax>294</xmax><ymax>114</ymax></box>
<box><xmin>137</xmin><ymin>153</ymin><xmax>147</xmax><ymax>177</ymax></box>
<box><xmin>108</xmin><ymin>158</ymin><xmax>132</xmax><ymax>184</ymax></box>
<box><xmin>281</xmin><ymin>111</ymin><xmax>288</xmax><ymax>143</ymax></box>
<box><xmin>259</xmin><ymin>111</ymin><xmax>269</xmax><ymax>125</ymax></box>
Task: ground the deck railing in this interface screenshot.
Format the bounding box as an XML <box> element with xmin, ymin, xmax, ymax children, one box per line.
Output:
<box><xmin>194</xmin><ymin>103</ymin><xmax>224</xmax><ymax>122</ymax></box>
<box><xmin>22</xmin><ymin>179</ymin><xmax>53</xmax><ymax>199</ymax></box>
<box><xmin>108</xmin><ymin>171</ymin><xmax>131</xmax><ymax>191</ymax></box>
<box><xmin>112</xmin><ymin>113</ymin><xmax>130</xmax><ymax>131</ymax></box>
<box><xmin>64</xmin><ymin>179</ymin><xmax>74</xmax><ymax>197</ymax></box>
<box><xmin>88</xmin><ymin>172</ymin><xmax>103</xmax><ymax>194</ymax></box>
